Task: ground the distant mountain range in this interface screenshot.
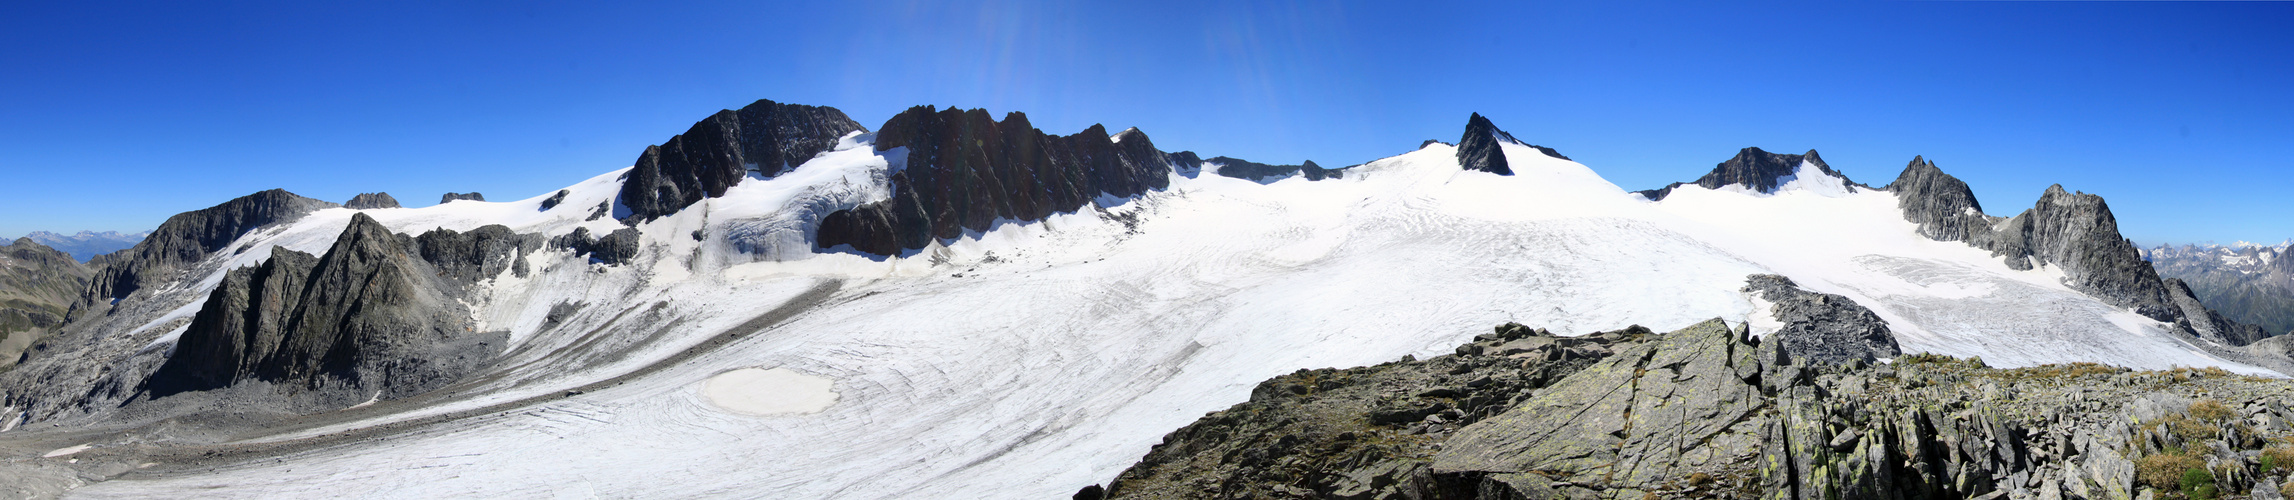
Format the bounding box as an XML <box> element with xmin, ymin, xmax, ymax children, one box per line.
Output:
<box><xmin>2147</xmin><ymin>240</ymin><xmax>2294</xmax><ymax>336</ymax></box>
<box><xmin>19</xmin><ymin>230</ymin><xmax>150</xmax><ymax>262</ymax></box>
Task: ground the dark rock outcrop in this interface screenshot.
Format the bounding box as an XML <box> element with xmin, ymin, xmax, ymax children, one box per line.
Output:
<box><xmin>1886</xmin><ymin>156</ymin><xmax>1986</xmax><ymax>242</ymax></box>
<box><xmin>143</xmin><ymin>213</ymin><xmax>501</xmax><ymax>407</ymax></box>
<box><xmin>439</xmin><ymin>192</ymin><xmax>485</xmax><ymax>204</ymax></box>
<box><xmin>539</xmin><ymin>190</ymin><xmax>570</xmax><ymax>211</ymax></box>
<box><xmin>1743</xmin><ymin>274</ymin><xmax>1902</xmax><ymax>363</ymax></box>
<box><xmin>1638</xmin><ymin>147</ymin><xmax>1852</xmax><ymax>201</ymax></box>
<box><xmin>549</xmin><ymin>227</ymin><xmax>643</xmax><ymax>265</ymax></box>
<box><xmin>1100</xmin><ymin>319</ymin><xmax>2294</xmax><ymax>500</ymax></box>
<box><xmin>77</xmin><ymin>189</ymin><xmax>336</xmax><ymax>315</ymax></box>
<box><xmin>814</xmin><ymin>106</ymin><xmax>1176</xmax><ymax>255</ymax></box>
<box><xmin>1206</xmin><ymin>156</ymin><xmax>1343</xmax><ymax>183</ymax></box>
<box><xmin>616</xmin><ymin>99</ymin><xmax>868</xmax><ymax>222</ymax></box>
<box><xmin>344</xmin><ymin>192</ymin><xmax>401</xmax><ymax>210</ymax></box>
<box><xmin>412</xmin><ymin>225</ymin><xmax>542</xmax><ymax>283</ymax></box>
<box><xmin>1454</xmin><ymin>113</ymin><xmax>1567</xmax><ymax>176</ymax></box>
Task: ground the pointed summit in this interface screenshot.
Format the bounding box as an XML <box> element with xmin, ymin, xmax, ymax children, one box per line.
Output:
<box><xmin>1886</xmin><ymin>156</ymin><xmax>1986</xmax><ymax>242</ymax></box>
<box><xmin>1636</xmin><ymin>147</ymin><xmax>1855</xmax><ymax>201</ymax></box>
<box><xmin>1455</xmin><ymin>113</ymin><xmax>1568</xmax><ymax>176</ymax></box>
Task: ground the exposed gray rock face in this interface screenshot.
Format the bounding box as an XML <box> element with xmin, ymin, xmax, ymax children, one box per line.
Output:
<box><xmin>439</xmin><ymin>192</ymin><xmax>485</xmax><ymax>204</ymax></box>
<box><xmin>141</xmin><ymin>213</ymin><xmax>502</xmax><ymax>410</ymax></box>
<box><xmin>344</xmin><ymin>192</ymin><xmax>401</xmax><ymax>210</ymax></box>
<box><xmin>1887</xmin><ymin>156</ymin><xmax>1987</xmax><ymax>242</ymax></box>
<box><xmin>549</xmin><ymin>227</ymin><xmax>643</xmax><ymax>265</ymax></box>
<box><xmin>1207</xmin><ymin>156</ymin><xmax>1344</xmax><ymax>182</ymax></box>
<box><xmin>617</xmin><ymin>99</ymin><xmax>868</xmax><ymax>222</ymax></box>
<box><xmin>2165</xmin><ymin>278</ymin><xmax>2272</xmax><ymax>346</ymax></box>
<box><xmin>1743</xmin><ymin>274</ymin><xmax>1902</xmax><ymax>364</ymax></box>
<box><xmin>0</xmin><ymin>238</ymin><xmax>92</xmax><ymax>369</ymax></box>
<box><xmin>412</xmin><ymin>225</ymin><xmax>542</xmax><ymax>283</ymax></box>
<box><xmin>814</xmin><ymin>106</ymin><xmax>1176</xmax><ymax>255</ymax></box>
<box><xmin>1884</xmin><ymin>161</ymin><xmax>2222</xmax><ymax>333</ymax></box>
<box><xmin>2146</xmin><ymin>242</ymin><xmax>2294</xmax><ymax>337</ymax></box>
<box><xmin>1454</xmin><ymin>113</ymin><xmax>1567</xmax><ymax>176</ymax></box>
<box><xmin>77</xmin><ymin>189</ymin><xmax>336</xmax><ymax>317</ymax></box>
<box><xmin>539</xmin><ymin>189</ymin><xmax>570</xmax><ymax>211</ymax></box>
<box><xmin>1099</xmin><ymin>319</ymin><xmax>2294</xmax><ymax>500</ymax></box>
<box><xmin>1637</xmin><ymin>147</ymin><xmax>1854</xmax><ymax>201</ymax></box>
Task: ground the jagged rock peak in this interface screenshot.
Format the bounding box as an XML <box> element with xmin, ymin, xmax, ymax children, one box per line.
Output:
<box><xmin>344</xmin><ymin>192</ymin><xmax>401</xmax><ymax>210</ymax></box>
<box><xmin>1637</xmin><ymin>147</ymin><xmax>1853</xmax><ymax>201</ymax></box>
<box><xmin>143</xmin><ymin>212</ymin><xmax>500</xmax><ymax>409</ymax></box>
<box><xmin>1455</xmin><ymin>113</ymin><xmax>1568</xmax><ymax>176</ymax></box>
<box><xmin>78</xmin><ymin>189</ymin><xmax>336</xmax><ymax>310</ymax></box>
<box><xmin>439</xmin><ymin>192</ymin><xmax>485</xmax><ymax>204</ymax></box>
<box><xmin>617</xmin><ymin>99</ymin><xmax>868</xmax><ymax>222</ymax></box>
<box><xmin>814</xmin><ymin>105</ymin><xmax>1175</xmax><ymax>255</ymax></box>
<box><xmin>1886</xmin><ymin>156</ymin><xmax>1987</xmax><ymax>242</ymax></box>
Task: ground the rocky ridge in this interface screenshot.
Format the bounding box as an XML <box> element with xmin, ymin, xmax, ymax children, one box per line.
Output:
<box><xmin>1207</xmin><ymin>157</ymin><xmax>1346</xmax><ymax>183</ymax></box>
<box><xmin>344</xmin><ymin>192</ymin><xmax>401</xmax><ymax>210</ymax></box>
<box><xmin>814</xmin><ymin>106</ymin><xmax>1177</xmax><ymax>255</ymax></box>
<box><xmin>75</xmin><ymin>189</ymin><xmax>336</xmax><ymax>319</ymax></box>
<box><xmin>615</xmin><ymin>99</ymin><xmax>868</xmax><ymax>222</ymax></box>
<box><xmin>1090</xmin><ymin>317</ymin><xmax>2294</xmax><ymax>500</ymax></box>
<box><xmin>1636</xmin><ymin>147</ymin><xmax>1855</xmax><ymax>202</ymax></box>
<box><xmin>438</xmin><ymin>192</ymin><xmax>485</xmax><ymax>204</ymax></box>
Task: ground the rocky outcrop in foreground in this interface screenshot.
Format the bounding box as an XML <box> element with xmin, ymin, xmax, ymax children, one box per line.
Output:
<box><xmin>815</xmin><ymin>106</ymin><xmax>1177</xmax><ymax>255</ymax></box>
<box><xmin>1089</xmin><ymin>319</ymin><xmax>2294</xmax><ymax>500</ymax></box>
<box><xmin>142</xmin><ymin>213</ymin><xmax>509</xmax><ymax>409</ymax></box>
<box><xmin>344</xmin><ymin>192</ymin><xmax>401</xmax><ymax>210</ymax></box>
<box><xmin>1745</xmin><ymin>274</ymin><xmax>1901</xmax><ymax>364</ymax></box>
<box><xmin>1636</xmin><ymin>147</ymin><xmax>1853</xmax><ymax>201</ymax></box>
<box><xmin>1455</xmin><ymin>113</ymin><xmax>1568</xmax><ymax>177</ymax></box>
<box><xmin>617</xmin><ymin>99</ymin><xmax>868</xmax><ymax>222</ymax></box>
<box><xmin>76</xmin><ymin>189</ymin><xmax>336</xmax><ymax>317</ymax></box>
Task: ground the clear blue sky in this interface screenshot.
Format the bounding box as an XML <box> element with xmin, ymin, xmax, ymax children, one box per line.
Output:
<box><xmin>3</xmin><ymin>1</ymin><xmax>2288</xmax><ymax>245</ymax></box>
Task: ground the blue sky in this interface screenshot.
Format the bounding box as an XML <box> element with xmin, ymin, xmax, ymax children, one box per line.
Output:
<box><xmin>3</xmin><ymin>1</ymin><xmax>2288</xmax><ymax>245</ymax></box>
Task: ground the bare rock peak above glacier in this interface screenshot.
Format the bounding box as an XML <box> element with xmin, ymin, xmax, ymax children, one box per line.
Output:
<box><xmin>344</xmin><ymin>192</ymin><xmax>401</xmax><ymax>210</ymax></box>
<box><xmin>1455</xmin><ymin>112</ymin><xmax>1568</xmax><ymax>177</ymax></box>
<box><xmin>79</xmin><ymin>189</ymin><xmax>336</xmax><ymax>315</ymax></box>
<box><xmin>1636</xmin><ymin>147</ymin><xmax>1857</xmax><ymax>201</ymax></box>
<box><xmin>616</xmin><ymin>99</ymin><xmax>869</xmax><ymax>223</ymax></box>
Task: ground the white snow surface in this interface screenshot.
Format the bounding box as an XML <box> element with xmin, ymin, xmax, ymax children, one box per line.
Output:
<box><xmin>68</xmin><ymin>139</ymin><xmax>2269</xmax><ymax>498</ymax></box>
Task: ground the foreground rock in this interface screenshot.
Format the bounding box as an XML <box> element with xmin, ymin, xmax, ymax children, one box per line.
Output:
<box><xmin>1091</xmin><ymin>320</ymin><xmax>2294</xmax><ymax>499</ymax></box>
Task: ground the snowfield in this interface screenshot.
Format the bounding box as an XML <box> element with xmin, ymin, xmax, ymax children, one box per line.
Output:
<box><xmin>57</xmin><ymin>137</ymin><xmax>2270</xmax><ymax>498</ymax></box>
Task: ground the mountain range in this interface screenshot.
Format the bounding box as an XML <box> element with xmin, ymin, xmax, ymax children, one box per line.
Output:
<box><xmin>0</xmin><ymin>99</ymin><xmax>2288</xmax><ymax>499</ymax></box>
<box><xmin>2146</xmin><ymin>241</ymin><xmax>2294</xmax><ymax>337</ymax></box>
<box><xmin>18</xmin><ymin>231</ymin><xmax>150</xmax><ymax>262</ymax></box>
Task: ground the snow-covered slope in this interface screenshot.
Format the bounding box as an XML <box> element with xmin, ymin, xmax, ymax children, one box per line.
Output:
<box><xmin>44</xmin><ymin>133</ymin><xmax>2272</xmax><ymax>499</ymax></box>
